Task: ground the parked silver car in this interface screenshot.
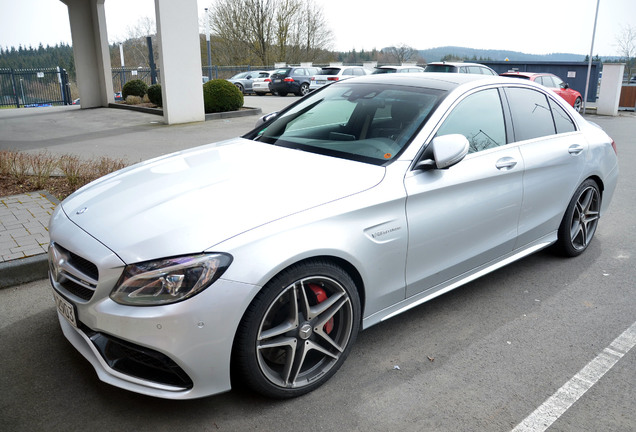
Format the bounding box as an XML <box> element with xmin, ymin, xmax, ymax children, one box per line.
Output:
<box><xmin>227</xmin><ymin>70</ymin><xmax>267</xmax><ymax>94</ymax></box>
<box><xmin>49</xmin><ymin>73</ymin><xmax>618</xmax><ymax>400</ymax></box>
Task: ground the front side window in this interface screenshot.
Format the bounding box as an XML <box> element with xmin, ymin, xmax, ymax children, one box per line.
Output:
<box><xmin>505</xmin><ymin>87</ymin><xmax>556</xmax><ymax>141</ymax></box>
<box><xmin>435</xmin><ymin>89</ymin><xmax>506</xmax><ymax>153</ymax></box>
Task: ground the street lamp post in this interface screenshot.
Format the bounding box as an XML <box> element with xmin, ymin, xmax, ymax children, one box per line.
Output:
<box><xmin>583</xmin><ymin>0</ymin><xmax>601</xmax><ymax>115</ymax></box>
<box><xmin>205</xmin><ymin>7</ymin><xmax>212</xmax><ymax>80</ymax></box>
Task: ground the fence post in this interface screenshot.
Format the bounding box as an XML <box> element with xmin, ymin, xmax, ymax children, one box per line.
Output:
<box><xmin>61</xmin><ymin>69</ymin><xmax>72</xmax><ymax>105</ymax></box>
<box><xmin>147</xmin><ymin>36</ymin><xmax>157</xmax><ymax>85</ymax></box>
<box><xmin>10</xmin><ymin>68</ymin><xmax>20</xmax><ymax>108</ymax></box>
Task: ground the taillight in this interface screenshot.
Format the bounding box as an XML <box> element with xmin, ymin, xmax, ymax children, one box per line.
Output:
<box><xmin>611</xmin><ymin>139</ymin><xmax>617</xmax><ymax>155</ymax></box>
<box><xmin>264</xmin><ymin>78</ymin><xmax>271</xmax><ymax>82</ymax></box>
<box><xmin>327</xmin><ymin>77</ymin><xmax>339</xmax><ymax>81</ymax></box>
<box><xmin>283</xmin><ymin>77</ymin><xmax>294</xmax><ymax>82</ymax></box>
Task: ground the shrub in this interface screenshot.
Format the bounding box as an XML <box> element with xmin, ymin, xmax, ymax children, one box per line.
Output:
<box><xmin>122</xmin><ymin>79</ymin><xmax>148</xmax><ymax>99</ymax></box>
<box><xmin>147</xmin><ymin>84</ymin><xmax>162</xmax><ymax>106</ymax></box>
<box><xmin>125</xmin><ymin>95</ymin><xmax>143</xmax><ymax>105</ymax></box>
<box><xmin>202</xmin><ymin>79</ymin><xmax>243</xmax><ymax>113</ymax></box>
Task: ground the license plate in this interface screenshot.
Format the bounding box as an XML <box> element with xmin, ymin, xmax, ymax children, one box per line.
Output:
<box><xmin>53</xmin><ymin>289</ymin><xmax>78</xmax><ymax>328</ymax></box>
<box><xmin>317</xmin><ymin>80</ymin><xmax>326</xmax><ymax>85</ymax></box>
<box><xmin>274</xmin><ymin>79</ymin><xmax>281</xmax><ymax>83</ymax></box>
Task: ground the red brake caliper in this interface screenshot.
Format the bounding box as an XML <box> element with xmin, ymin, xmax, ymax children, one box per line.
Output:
<box><xmin>308</xmin><ymin>284</ymin><xmax>334</xmax><ymax>334</ymax></box>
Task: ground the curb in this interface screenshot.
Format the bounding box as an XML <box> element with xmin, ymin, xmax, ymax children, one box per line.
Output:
<box><xmin>107</xmin><ymin>102</ymin><xmax>263</xmax><ymax>120</ymax></box>
<box><xmin>0</xmin><ymin>254</ymin><xmax>49</xmax><ymax>289</ymax></box>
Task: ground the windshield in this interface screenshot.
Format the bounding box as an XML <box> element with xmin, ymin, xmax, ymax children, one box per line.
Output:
<box><xmin>372</xmin><ymin>68</ymin><xmax>397</xmax><ymax>74</ymax></box>
<box><xmin>247</xmin><ymin>82</ymin><xmax>445</xmax><ymax>165</ymax></box>
<box><xmin>319</xmin><ymin>68</ymin><xmax>342</xmax><ymax>75</ymax></box>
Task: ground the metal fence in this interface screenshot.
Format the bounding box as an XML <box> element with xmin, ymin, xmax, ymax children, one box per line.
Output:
<box><xmin>0</xmin><ymin>67</ymin><xmax>72</xmax><ymax>108</ymax></box>
<box><xmin>112</xmin><ymin>65</ymin><xmax>273</xmax><ymax>91</ymax></box>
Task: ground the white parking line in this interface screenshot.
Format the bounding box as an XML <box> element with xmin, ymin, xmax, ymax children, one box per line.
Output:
<box><xmin>512</xmin><ymin>321</ymin><xmax>636</xmax><ymax>432</ymax></box>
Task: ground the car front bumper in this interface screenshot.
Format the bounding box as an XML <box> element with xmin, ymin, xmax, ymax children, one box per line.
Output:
<box><xmin>48</xmin><ymin>206</ymin><xmax>261</xmax><ymax>399</ymax></box>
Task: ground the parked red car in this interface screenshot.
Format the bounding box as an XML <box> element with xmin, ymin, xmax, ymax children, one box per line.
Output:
<box><xmin>500</xmin><ymin>72</ymin><xmax>583</xmax><ymax>112</ymax></box>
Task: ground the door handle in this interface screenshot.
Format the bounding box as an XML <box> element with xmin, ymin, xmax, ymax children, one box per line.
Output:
<box><xmin>496</xmin><ymin>157</ymin><xmax>517</xmax><ymax>170</ymax></box>
<box><xmin>568</xmin><ymin>144</ymin><xmax>584</xmax><ymax>155</ymax></box>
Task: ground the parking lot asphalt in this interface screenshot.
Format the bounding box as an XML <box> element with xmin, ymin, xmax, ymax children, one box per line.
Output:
<box><xmin>0</xmin><ymin>96</ymin><xmax>295</xmax><ymax>287</ymax></box>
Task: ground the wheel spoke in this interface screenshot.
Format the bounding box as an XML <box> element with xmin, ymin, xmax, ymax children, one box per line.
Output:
<box><xmin>288</xmin><ymin>340</ymin><xmax>339</xmax><ymax>385</ymax></box>
<box><xmin>313</xmin><ymin>296</ymin><xmax>352</xmax><ymax>352</ymax></box>
<box><xmin>258</xmin><ymin>286</ymin><xmax>299</xmax><ymax>340</ymax></box>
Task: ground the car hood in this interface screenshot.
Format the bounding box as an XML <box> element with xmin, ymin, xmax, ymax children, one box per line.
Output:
<box><xmin>62</xmin><ymin>138</ymin><xmax>385</xmax><ymax>263</ymax></box>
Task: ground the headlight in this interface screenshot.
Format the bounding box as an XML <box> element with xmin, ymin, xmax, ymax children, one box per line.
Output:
<box><xmin>110</xmin><ymin>253</ymin><xmax>232</xmax><ymax>306</ymax></box>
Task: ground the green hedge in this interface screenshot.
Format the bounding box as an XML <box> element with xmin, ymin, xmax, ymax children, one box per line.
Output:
<box><xmin>122</xmin><ymin>79</ymin><xmax>148</xmax><ymax>99</ymax></box>
<box><xmin>147</xmin><ymin>84</ymin><xmax>162</xmax><ymax>106</ymax></box>
<box><xmin>202</xmin><ymin>79</ymin><xmax>244</xmax><ymax>113</ymax></box>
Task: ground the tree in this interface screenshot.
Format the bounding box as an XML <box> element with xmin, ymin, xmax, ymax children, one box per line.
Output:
<box><xmin>383</xmin><ymin>44</ymin><xmax>419</xmax><ymax>64</ymax></box>
<box><xmin>615</xmin><ymin>24</ymin><xmax>635</xmax><ymax>78</ymax></box>
<box><xmin>110</xmin><ymin>16</ymin><xmax>158</xmax><ymax>68</ymax></box>
<box><xmin>207</xmin><ymin>0</ymin><xmax>333</xmax><ymax>65</ymax></box>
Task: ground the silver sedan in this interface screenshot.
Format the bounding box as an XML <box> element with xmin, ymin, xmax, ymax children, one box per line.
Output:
<box><xmin>48</xmin><ymin>74</ymin><xmax>618</xmax><ymax>400</ymax></box>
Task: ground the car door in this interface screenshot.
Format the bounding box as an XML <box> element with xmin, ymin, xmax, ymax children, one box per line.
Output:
<box><xmin>503</xmin><ymin>86</ymin><xmax>587</xmax><ymax>247</ymax></box>
<box><xmin>404</xmin><ymin>87</ymin><xmax>524</xmax><ymax>297</ymax></box>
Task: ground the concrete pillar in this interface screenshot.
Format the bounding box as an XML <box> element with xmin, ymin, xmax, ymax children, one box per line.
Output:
<box><xmin>154</xmin><ymin>0</ymin><xmax>205</xmax><ymax>124</ymax></box>
<box><xmin>597</xmin><ymin>63</ymin><xmax>625</xmax><ymax>116</ymax></box>
<box><xmin>61</xmin><ymin>0</ymin><xmax>114</xmax><ymax>108</ymax></box>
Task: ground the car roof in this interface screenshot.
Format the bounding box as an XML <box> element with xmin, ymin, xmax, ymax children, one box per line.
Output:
<box><xmin>427</xmin><ymin>62</ymin><xmax>491</xmax><ymax>67</ymax></box>
<box><xmin>338</xmin><ymin>72</ymin><xmax>500</xmax><ymax>91</ymax></box>
<box><xmin>500</xmin><ymin>71</ymin><xmax>550</xmax><ymax>78</ymax></box>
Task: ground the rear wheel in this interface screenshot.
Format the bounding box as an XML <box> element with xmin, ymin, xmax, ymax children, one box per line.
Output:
<box><xmin>297</xmin><ymin>83</ymin><xmax>310</xmax><ymax>96</ymax></box>
<box><xmin>555</xmin><ymin>179</ymin><xmax>601</xmax><ymax>257</ymax></box>
<box><xmin>233</xmin><ymin>260</ymin><xmax>360</xmax><ymax>398</ymax></box>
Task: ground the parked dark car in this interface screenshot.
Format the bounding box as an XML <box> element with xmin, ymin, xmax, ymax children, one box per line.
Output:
<box><xmin>269</xmin><ymin>66</ymin><xmax>321</xmax><ymax>96</ymax></box>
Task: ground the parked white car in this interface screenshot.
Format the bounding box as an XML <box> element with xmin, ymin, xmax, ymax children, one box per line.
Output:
<box><xmin>252</xmin><ymin>70</ymin><xmax>277</xmax><ymax>96</ymax></box>
<box><xmin>309</xmin><ymin>66</ymin><xmax>369</xmax><ymax>91</ymax></box>
<box><xmin>371</xmin><ymin>65</ymin><xmax>425</xmax><ymax>74</ymax></box>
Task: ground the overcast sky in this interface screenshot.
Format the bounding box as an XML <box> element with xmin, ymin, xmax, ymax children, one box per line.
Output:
<box><xmin>1</xmin><ymin>0</ymin><xmax>634</xmax><ymax>57</ymax></box>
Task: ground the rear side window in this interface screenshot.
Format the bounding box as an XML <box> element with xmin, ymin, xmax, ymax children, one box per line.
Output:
<box><xmin>436</xmin><ymin>88</ymin><xmax>506</xmax><ymax>153</ymax></box>
<box><xmin>549</xmin><ymin>99</ymin><xmax>576</xmax><ymax>134</ymax></box>
<box><xmin>505</xmin><ymin>87</ymin><xmax>556</xmax><ymax>141</ymax></box>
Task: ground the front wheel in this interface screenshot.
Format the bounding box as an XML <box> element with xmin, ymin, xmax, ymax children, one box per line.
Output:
<box><xmin>233</xmin><ymin>260</ymin><xmax>360</xmax><ymax>398</ymax></box>
<box><xmin>555</xmin><ymin>179</ymin><xmax>601</xmax><ymax>257</ymax></box>
<box><xmin>234</xmin><ymin>83</ymin><xmax>245</xmax><ymax>94</ymax></box>
<box><xmin>573</xmin><ymin>97</ymin><xmax>582</xmax><ymax>112</ymax></box>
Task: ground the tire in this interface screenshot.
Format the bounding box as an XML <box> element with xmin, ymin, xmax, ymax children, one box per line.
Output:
<box><xmin>573</xmin><ymin>97</ymin><xmax>582</xmax><ymax>112</ymax></box>
<box><xmin>233</xmin><ymin>260</ymin><xmax>361</xmax><ymax>398</ymax></box>
<box><xmin>555</xmin><ymin>179</ymin><xmax>601</xmax><ymax>257</ymax></box>
<box><xmin>234</xmin><ymin>83</ymin><xmax>245</xmax><ymax>94</ymax></box>
<box><xmin>297</xmin><ymin>83</ymin><xmax>310</xmax><ymax>96</ymax></box>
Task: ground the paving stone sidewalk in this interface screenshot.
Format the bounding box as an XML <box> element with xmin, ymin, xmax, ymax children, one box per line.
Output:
<box><xmin>0</xmin><ymin>191</ymin><xmax>58</xmax><ymax>287</ymax></box>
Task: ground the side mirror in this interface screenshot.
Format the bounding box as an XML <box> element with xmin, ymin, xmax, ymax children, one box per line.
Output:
<box><xmin>255</xmin><ymin>112</ymin><xmax>278</xmax><ymax>128</ymax></box>
<box><xmin>415</xmin><ymin>134</ymin><xmax>469</xmax><ymax>170</ymax></box>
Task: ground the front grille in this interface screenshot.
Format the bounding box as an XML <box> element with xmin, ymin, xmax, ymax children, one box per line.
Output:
<box><xmin>49</xmin><ymin>243</ymin><xmax>99</xmax><ymax>301</ymax></box>
<box><xmin>82</xmin><ymin>325</ymin><xmax>193</xmax><ymax>390</ymax></box>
